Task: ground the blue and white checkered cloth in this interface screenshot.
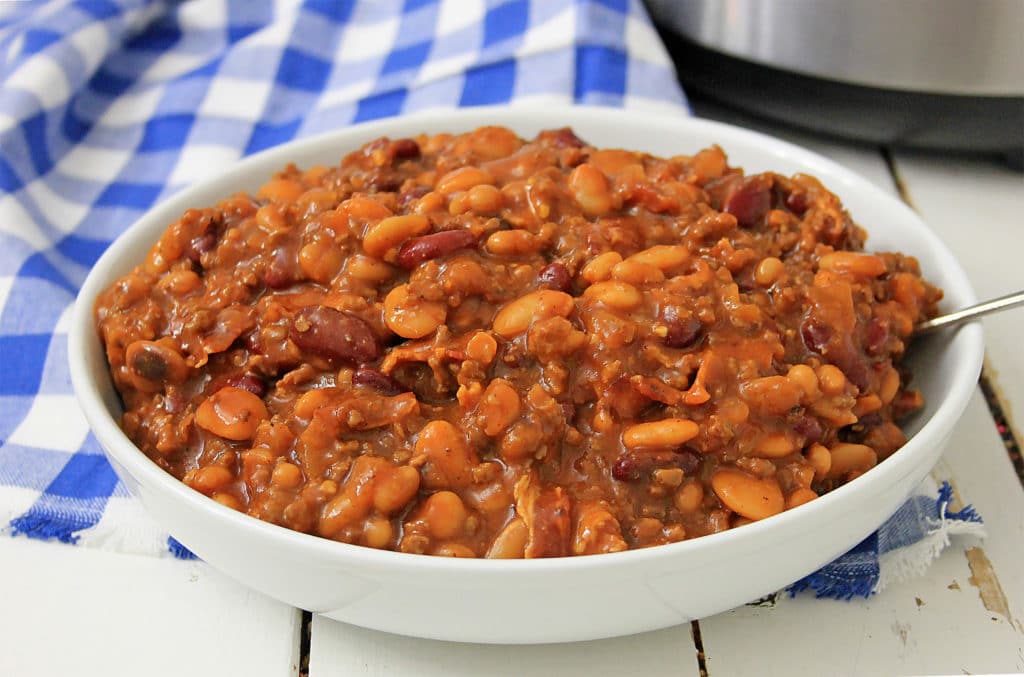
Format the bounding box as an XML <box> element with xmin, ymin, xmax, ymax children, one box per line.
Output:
<box><xmin>0</xmin><ymin>0</ymin><xmax>981</xmax><ymax>599</ymax></box>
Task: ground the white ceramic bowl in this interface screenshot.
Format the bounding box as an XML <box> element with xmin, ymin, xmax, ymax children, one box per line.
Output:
<box><xmin>69</xmin><ymin>106</ymin><xmax>983</xmax><ymax>644</ymax></box>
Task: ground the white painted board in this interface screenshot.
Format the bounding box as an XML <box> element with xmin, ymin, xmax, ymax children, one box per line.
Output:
<box><xmin>0</xmin><ymin>538</ymin><xmax>302</xmax><ymax>677</ymax></box>
<box><xmin>308</xmin><ymin>618</ymin><xmax>698</xmax><ymax>677</ymax></box>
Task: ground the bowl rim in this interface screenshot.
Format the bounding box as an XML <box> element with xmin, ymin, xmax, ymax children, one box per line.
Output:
<box><xmin>69</xmin><ymin>104</ymin><xmax>984</xmax><ymax>575</ymax></box>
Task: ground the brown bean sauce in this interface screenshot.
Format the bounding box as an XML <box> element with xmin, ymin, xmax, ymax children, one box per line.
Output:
<box><xmin>95</xmin><ymin>126</ymin><xmax>940</xmax><ymax>557</ymax></box>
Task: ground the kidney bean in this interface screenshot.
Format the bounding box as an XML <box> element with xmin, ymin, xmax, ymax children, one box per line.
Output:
<box><xmin>857</xmin><ymin>412</ymin><xmax>883</xmax><ymax>430</ymax></box>
<box><xmin>537</xmin><ymin>262</ymin><xmax>572</xmax><ymax>292</ymax></box>
<box><xmin>185</xmin><ymin>231</ymin><xmax>216</xmax><ymax>264</ymax></box>
<box><xmin>723</xmin><ymin>174</ymin><xmax>773</xmax><ymax>228</ymax></box>
<box><xmin>613</xmin><ymin>449</ymin><xmax>700</xmax><ymax>482</ymax></box>
<box><xmin>396</xmin><ymin>230</ymin><xmax>478</xmax><ymax>270</ymax></box>
<box><xmin>224</xmin><ymin>373</ymin><xmax>267</xmax><ymax>398</ymax></box>
<box><xmin>661</xmin><ymin>306</ymin><xmax>703</xmax><ymax>349</ymax></box>
<box><xmin>264</xmin><ymin>247</ymin><xmax>296</xmax><ymax>289</ymax></box>
<box><xmin>290</xmin><ymin>306</ymin><xmax>380</xmax><ymax>365</ymax></box>
<box><xmin>353</xmin><ymin>367</ymin><xmax>408</xmax><ymax>395</ymax></box>
<box><xmin>791</xmin><ymin>414</ymin><xmax>823</xmax><ymax>445</ymax></box>
<box><xmin>785</xmin><ymin>190</ymin><xmax>808</xmax><ymax>215</ymax></box>
<box><xmin>391</xmin><ymin>138</ymin><xmax>421</xmax><ymax>160</ymax></box>
<box><xmin>398</xmin><ymin>184</ymin><xmax>431</xmax><ymax>209</ymax></box>
<box><xmin>366</xmin><ymin>172</ymin><xmax>401</xmax><ymax>193</ymax></box>
<box><xmin>865</xmin><ymin>316</ymin><xmax>889</xmax><ymax>356</ymax></box>
<box><xmin>800</xmin><ymin>318</ymin><xmax>831</xmax><ymax>355</ymax></box>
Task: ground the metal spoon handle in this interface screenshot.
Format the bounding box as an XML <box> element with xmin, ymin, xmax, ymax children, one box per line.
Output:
<box><xmin>914</xmin><ymin>290</ymin><xmax>1024</xmax><ymax>336</ymax></box>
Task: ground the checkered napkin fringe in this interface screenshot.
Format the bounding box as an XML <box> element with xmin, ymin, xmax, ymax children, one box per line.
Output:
<box><xmin>0</xmin><ymin>0</ymin><xmax>685</xmax><ymax>554</ymax></box>
<box><xmin>788</xmin><ymin>480</ymin><xmax>985</xmax><ymax>600</ymax></box>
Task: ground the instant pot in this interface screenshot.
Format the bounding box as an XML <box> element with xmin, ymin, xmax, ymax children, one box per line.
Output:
<box><xmin>647</xmin><ymin>0</ymin><xmax>1024</xmax><ymax>165</ymax></box>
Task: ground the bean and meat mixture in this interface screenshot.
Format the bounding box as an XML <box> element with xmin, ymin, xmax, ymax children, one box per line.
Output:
<box><xmin>96</xmin><ymin>126</ymin><xmax>941</xmax><ymax>558</ymax></box>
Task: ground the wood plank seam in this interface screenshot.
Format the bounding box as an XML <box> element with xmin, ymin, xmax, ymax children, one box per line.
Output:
<box><xmin>690</xmin><ymin>620</ymin><xmax>709</xmax><ymax>676</ymax></box>
<box><xmin>299</xmin><ymin>610</ymin><xmax>312</xmax><ymax>677</ymax></box>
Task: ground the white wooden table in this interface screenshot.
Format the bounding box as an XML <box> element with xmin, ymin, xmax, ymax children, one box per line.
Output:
<box><xmin>3</xmin><ymin>104</ymin><xmax>1022</xmax><ymax>676</ymax></box>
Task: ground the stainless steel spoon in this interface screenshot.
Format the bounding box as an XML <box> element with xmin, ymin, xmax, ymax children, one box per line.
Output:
<box><xmin>913</xmin><ymin>290</ymin><xmax>1024</xmax><ymax>336</ymax></box>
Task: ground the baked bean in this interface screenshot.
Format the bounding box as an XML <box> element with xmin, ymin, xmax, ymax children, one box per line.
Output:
<box><xmin>362</xmin><ymin>516</ymin><xmax>393</xmax><ymax>549</ymax></box>
<box><xmin>272</xmin><ymin>462</ymin><xmax>303</xmax><ymax>489</ymax></box>
<box><xmin>485</xmin><ymin>229</ymin><xmax>542</xmax><ymax>256</ymax></box>
<box><xmin>622</xmin><ymin>419</ymin><xmax>699</xmax><ymax>450</ymax></box>
<box><xmin>826</xmin><ymin>443</ymin><xmax>877</xmax><ymax>479</ymax></box>
<box><xmin>569</xmin><ymin>163</ymin><xmax>613</xmax><ymax>217</ymax></box>
<box><xmin>434</xmin><ymin>543</ymin><xmax>477</xmax><ymax>558</ymax></box>
<box><xmin>415</xmin><ymin>420</ymin><xmax>477</xmax><ymax>489</ymax></box>
<box><xmin>298</xmin><ymin>241</ymin><xmax>344</xmax><ymax>283</ymax></box>
<box><xmin>499</xmin><ymin>420</ymin><xmax>544</xmax><ymax>462</ymax></box>
<box><xmin>853</xmin><ymin>394</ymin><xmax>882</xmax><ymax>417</ymax></box>
<box><xmin>384</xmin><ymin>284</ymin><xmax>447</xmax><ymax>339</ymax></box>
<box><xmin>465</xmin><ymin>331</ymin><xmax>498</xmax><ymax>364</ymax></box>
<box><xmin>363</xmin><ymin>214</ymin><xmax>431</xmax><ymax>259</ymax></box>
<box><xmin>195</xmin><ymin>386</ymin><xmax>268</xmax><ymax>441</ymax></box>
<box><xmin>157</xmin><ymin>269</ymin><xmax>201</xmax><ymax>295</ymax></box>
<box><xmin>740</xmin><ymin>375</ymin><xmax>803</xmax><ymax>415</ymax></box>
<box><xmin>293</xmin><ymin>388</ymin><xmax>332</xmax><ymax>419</ymax></box>
<box><xmin>413</xmin><ymin>190</ymin><xmax>444</xmax><ymax>214</ymax></box>
<box><xmin>879</xmin><ymin>367</ymin><xmax>900</xmax><ymax>404</ymax></box>
<box><xmin>816</xmin><ymin>364</ymin><xmax>847</xmax><ymax>395</ymax></box>
<box><xmin>755</xmin><ymin>256</ymin><xmax>784</xmax><ymax>286</ymax></box>
<box><xmin>296</xmin><ymin>188</ymin><xmax>338</xmax><ymax>215</ymax></box>
<box><xmin>420</xmin><ymin>491</ymin><xmax>468</xmax><ymax>539</ymax></box>
<box><xmin>255</xmin><ymin>203</ymin><xmax>288</xmax><ymax>232</ymax></box>
<box><xmin>674</xmin><ymin>481</ymin><xmax>704</xmax><ymax>513</ymax></box>
<box><xmin>819</xmin><ymin>251</ymin><xmax>886</xmax><ymax>278</ymax></box>
<box><xmin>212</xmin><ymin>492</ymin><xmax>242</xmax><ymax>510</ymax></box>
<box><xmin>344</xmin><ymin>195</ymin><xmax>393</xmax><ymax>221</ymax></box>
<box><xmin>258</xmin><ymin>178</ymin><xmax>305</xmax><ymax>203</ymax></box>
<box><xmin>711</xmin><ymin>468</ymin><xmax>784</xmax><ymax>521</ymax></box>
<box><xmin>653</xmin><ymin>467</ymin><xmax>684</xmax><ymax>488</ymax></box>
<box><xmin>626</xmin><ymin>245</ymin><xmax>690</xmax><ymax>272</ymax></box>
<box><xmin>486</xmin><ymin>517</ymin><xmax>528</xmax><ymax>558</ymax></box>
<box><xmin>786</xmin><ymin>487</ymin><xmax>818</xmax><ymax>510</ymax></box>
<box><xmin>477</xmin><ymin>379</ymin><xmax>521</xmax><ymax>436</ymax></box>
<box><xmin>806</xmin><ymin>443</ymin><xmax>832</xmax><ymax>481</ymax></box>
<box><xmin>492</xmin><ymin>289</ymin><xmax>574</xmax><ymax>338</ymax></box>
<box><xmin>752</xmin><ymin>432</ymin><xmax>796</xmax><ymax>458</ymax></box>
<box><xmin>786</xmin><ymin>364</ymin><xmax>820</xmax><ymax>399</ymax></box>
<box><xmin>345</xmin><ymin>254</ymin><xmax>396</xmax><ymax>283</ymax></box>
<box><xmin>373</xmin><ymin>465</ymin><xmax>421</xmax><ymax>515</ymax></box>
<box><xmin>581</xmin><ymin>251</ymin><xmax>622</xmax><ymax>283</ymax></box>
<box><xmin>437</xmin><ymin>166</ymin><xmax>494</xmax><ymax>195</ymax></box>
<box><xmin>690</xmin><ymin>147</ymin><xmax>728</xmax><ymax>183</ymax></box>
<box><xmin>611</xmin><ymin>260</ymin><xmax>665</xmax><ymax>286</ymax></box>
<box><xmin>188</xmin><ymin>465</ymin><xmax>233</xmax><ymax>495</ymax></box>
<box><xmin>583</xmin><ymin>280</ymin><xmax>642</xmax><ymax>310</ymax></box>
<box><xmin>466</xmin><ymin>184</ymin><xmax>504</xmax><ymax>215</ymax></box>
